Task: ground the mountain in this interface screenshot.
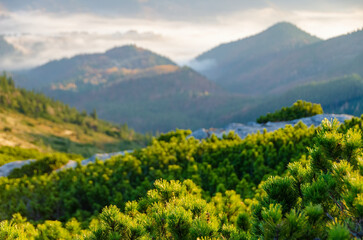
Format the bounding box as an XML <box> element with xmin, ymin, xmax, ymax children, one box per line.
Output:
<box><xmin>0</xmin><ymin>74</ymin><xmax>148</xmax><ymax>157</ymax></box>
<box><xmin>195</xmin><ymin>22</ymin><xmax>363</xmax><ymax>95</ymax></box>
<box><xmin>50</xmin><ymin>67</ymin><xmax>252</xmax><ymax>132</ymax></box>
<box><xmin>15</xmin><ymin>45</ymin><xmax>250</xmax><ymax>132</ymax></box>
<box><xmin>14</xmin><ymin>28</ymin><xmax>363</xmax><ymax>132</ymax></box>
<box><xmin>195</xmin><ymin>22</ymin><xmax>321</xmax><ymax>82</ymax></box>
<box><xmin>16</xmin><ymin>45</ymin><xmax>176</xmax><ymax>91</ymax></box>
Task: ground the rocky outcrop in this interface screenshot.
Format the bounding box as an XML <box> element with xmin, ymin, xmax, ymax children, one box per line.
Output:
<box><xmin>0</xmin><ymin>114</ymin><xmax>354</xmax><ymax>177</ymax></box>
<box><xmin>188</xmin><ymin>114</ymin><xmax>354</xmax><ymax>140</ymax></box>
<box><xmin>81</xmin><ymin>150</ymin><xmax>133</xmax><ymax>165</ymax></box>
<box><xmin>0</xmin><ymin>150</ymin><xmax>133</xmax><ymax>177</ymax></box>
<box><xmin>0</xmin><ymin>159</ymin><xmax>36</xmax><ymax>177</ymax></box>
<box><xmin>56</xmin><ymin>150</ymin><xmax>134</xmax><ymax>172</ymax></box>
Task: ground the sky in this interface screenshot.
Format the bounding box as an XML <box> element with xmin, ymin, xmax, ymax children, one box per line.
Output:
<box><xmin>0</xmin><ymin>0</ymin><xmax>362</xmax><ymax>70</ymax></box>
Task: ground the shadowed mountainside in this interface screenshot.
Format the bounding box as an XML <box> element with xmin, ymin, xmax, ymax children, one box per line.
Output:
<box><xmin>15</xmin><ymin>45</ymin><xmax>252</xmax><ymax>132</ymax></box>
<box><xmin>196</xmin><ymin>22</ymin><xmax>363</xmax><ymax>95</ymax></box>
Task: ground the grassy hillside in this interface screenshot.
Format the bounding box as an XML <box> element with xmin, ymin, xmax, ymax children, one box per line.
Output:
<box><xmin>0</xmin><ymin>74</ymin><xmax>149</xmax><ymax>157</ymax></box>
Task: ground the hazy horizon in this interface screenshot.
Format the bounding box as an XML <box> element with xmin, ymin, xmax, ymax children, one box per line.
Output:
<box><xmin>0</xmin><ymin>0</ymin><xmax>362</xmax><ymax>70</ymax></box>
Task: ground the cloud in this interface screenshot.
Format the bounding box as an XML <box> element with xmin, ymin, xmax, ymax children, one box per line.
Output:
<box><xmin>0</xmin><ymin>30</ymin><xmax>165</xmax><ymax>70</ymax></box>
<box><xmin>291</xmin><ymin>10</ymin><xmax>363</xmax><ymax>38</ymax></box>
<box><xmin>1</xmin><ymin>0</ymin><xmax>362</xmax><ymax>21</ymax></box>
<box><xmin>0</xmin><ymin>3</ymin><xmax>362</xmax><ymax>70</ymax></box>
<box><xmin>215</xmin><ymin>8</ymin><xmax>363</xmax><ymax>39</ymax></box>
<box><xmin>186</xmin><ymin>59</ymin><xmax>217</xmax><ymax>73</ymax></box>
<box><xmin>0</xmin><ymin>10</ymin><xmax>258</xmax><ymax>69</ymax></box>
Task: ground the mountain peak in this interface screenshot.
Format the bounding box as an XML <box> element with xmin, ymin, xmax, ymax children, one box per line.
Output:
<box><xmin>262</xmin><ymin>22</ymin><xmax>321</xmax><ymax>42</ymax></box>
<box><xmin>196</xmin><ymin>22</ymin><xmax>321</xmax><ymax>66</ymax></box>
<box><xmin>104</xmin><ymin>44</ymin><xmax>176</xmax><ymax>66</ymax></box>
<box><xmin>16</xmin><ymin>44</ymin><xmax>177</xmax><ymax>90</ymax></box>
<box><xmin>268</xmin><ymin>21</ymin><xmax>300</xmax><ymax>30</ymax></box>
<box><xmin>105</xmin><ymin>44</ymin><xmax>143</xmax><ymax>57</ymax></box>
<box><xmin>195</xmin><ymin>21</ymin><xmax>323</xmax><ymax>82</ymax></box>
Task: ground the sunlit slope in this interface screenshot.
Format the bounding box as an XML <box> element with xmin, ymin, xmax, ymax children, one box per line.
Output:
<box><xmin>0</xmin><ymin>75</ymin><xmax>148</xmax><ymax>156</ymax></box>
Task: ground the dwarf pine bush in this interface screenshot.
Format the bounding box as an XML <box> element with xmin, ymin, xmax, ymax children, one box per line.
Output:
<box><xmin>257</xmin><ymin>100</ymin><xmax>323</xmax><ymax>123</ymax></box>
<box><xmin>0</xmin><ymin>118</ymin><xmax>362</xmax><ymax>239</ymax></box>
<box><xmin>85</xmin><ymin>179</ymin><xmax>251</xmax><ymax>240</ymax></box>
<box><xmin>252</xmin><ymin>119</ymin><xmax>363</xmax><ymax>239</ymax></box>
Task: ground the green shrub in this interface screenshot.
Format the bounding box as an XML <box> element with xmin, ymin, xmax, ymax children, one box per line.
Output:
<box><xmin>252</xmin><ymin>119</ymin><xmax>363</xmax><ymax>239</ymax></box>
<box><xmin>8</xmin><ymin>153</ymin><xmax>74</xmax><ymax>178</ymax></box>
<box><xmin>257</xmin><ymin>100</ymin><xmax>323</xmax><ymax>123</ymax></box>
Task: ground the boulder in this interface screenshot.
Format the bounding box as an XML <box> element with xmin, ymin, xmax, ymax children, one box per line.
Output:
<box><xmin>188</xmin><ymin>114</ymin><xmax>354</xmax><ymax>140</ymax></box>
<box><xmin>0</xmin><ymin>159</ymin><xmax>36</xmax><ymax>177</ymax></box>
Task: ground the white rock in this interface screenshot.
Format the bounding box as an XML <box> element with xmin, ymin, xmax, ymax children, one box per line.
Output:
<box><xmin>81</xmin><ymin>150</ymin><xmax>133</xmax><ymax>166</ymax></box>
<box><xmin>55</xmin><ymin>160</ymin><xmax>78</xmax><ymax>172</ymax></box>
<box><xmin>188</xmin><ymin>114</ymin><xmax>354</xmax><ymax>140</ymax></box>
<box><xmin>0</xmin><ymin>150</ymin><xmax>134</xmax><ymax>177</ymax></box>
<box><xmin>0</xmin><ymin>159</ymin><xmax>36</xmax><ymax>177</ymax></box>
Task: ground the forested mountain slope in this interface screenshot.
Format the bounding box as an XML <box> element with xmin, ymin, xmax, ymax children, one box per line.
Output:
<box><xmin>15</xmin><ymin>45</ymin><xmax>176</xmax><ymax>91</ymax></box>
<box><xmin>221</xmin><ymin>74</ymin><xmax>363</xmax><ymax>124</ymax></box>
<box><xmin>47</xmin><ymin>67</ymin><xmax>252</xmax><ymax>132</ymax></box>
<box><xmin>14</xmin><ymin>46</ymin><xmax>252</xmax><ymax>132</ymax></box>
<box><xmin>196</xmin><ymin>22</ymin><xmax>363</xmax><ymax>95</ymax></box>
<box><xmin>0</xmin><ymin>74</ymin><xmax>148</xmax><ymax>157</ymax></box>
<box><xmin>196</xmin><ymin>22</ymin><xmax>321</xmax><ymax>81</ymax></box>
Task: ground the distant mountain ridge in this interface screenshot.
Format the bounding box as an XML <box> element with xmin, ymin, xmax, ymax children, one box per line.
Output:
<box><xmin>11</xmin><ymin>22</ymin><xmax>363</xmax><ymax>132</ymax></box>
<box><xmin>195</xmin><ymin>22</ymin><xmax>321</xmax><ymax>81</ymax></box>
<box><xmin>195</xmin><ymin>22</ymin><xmax>363</xmax><ymax>95</ymax></box>
<box><xmin>15</xmin><ymin>45</ymin><xmax>250</xmax><ymax>132</ymax></box>
<box><xmin>16</xmin><ymin>45</ymin><xmax>176</xmax><ymax>91</ymax></box>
